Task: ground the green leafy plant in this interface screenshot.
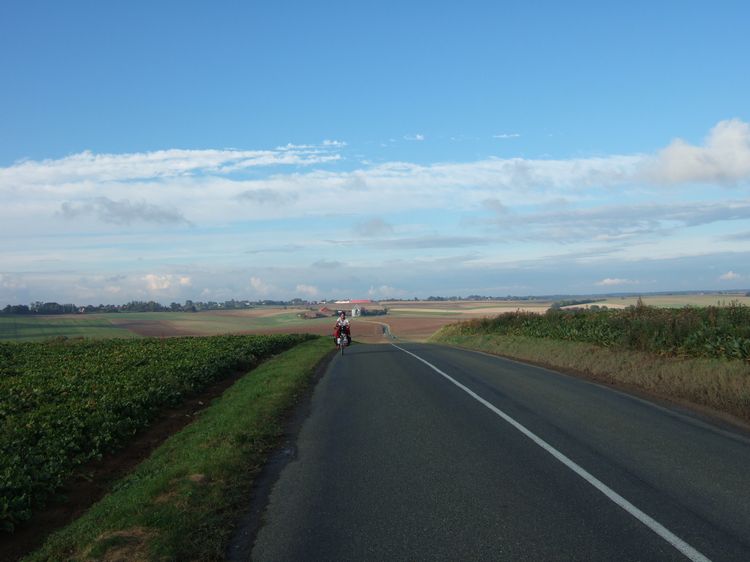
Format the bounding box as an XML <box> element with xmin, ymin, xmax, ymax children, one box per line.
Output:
<box><xmin>0</xmin><ymin>334</ymin><xmax>312</xmax><ymax>531</ymax></box>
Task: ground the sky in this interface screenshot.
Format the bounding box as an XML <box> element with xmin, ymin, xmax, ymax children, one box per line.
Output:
<box><xmin>1</xmin><ymin>0</ymin><xmax>749</xmax><ymax>305</ymax></box>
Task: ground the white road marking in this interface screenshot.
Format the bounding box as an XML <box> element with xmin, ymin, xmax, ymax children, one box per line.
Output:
<box><xmin>392</xmin><ymin>344</ymin><xmax>712</xmax><ymax>562</ymax></box>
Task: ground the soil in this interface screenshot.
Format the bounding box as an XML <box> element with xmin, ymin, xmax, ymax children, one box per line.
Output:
<box><xmin>0</xmin><ymin>369</ymin><xmax>252</xmax><ymax>562</ymax></box>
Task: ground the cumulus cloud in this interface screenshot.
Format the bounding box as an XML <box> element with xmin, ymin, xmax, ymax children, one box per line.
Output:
<box><xmin>650</xmin><ymin>118</ymin><xmax>750</xmax><ymax>185</ymax></box>
<box><xmin>322</xmin><ymin>140</ymin><xmax>347</xmax><ymax>147</ymax></box>
<box><xmin>493</xmin><ymin>133</ymin><xmax>521</xmax><ymax>139</ymax></box>
<box><xmin>249</xmin><ymin>276</ymin><xmax>276</xmax><ymax>296</ymax></box>
<box><xmin>719</xmin><ymin>271</ymin><xmax>741</xmax><ymax>281</ymax></box>
<box><xmin>404</xmin><ymin>134</ymin><xmax>425</xmax><ymax>141</ymax></box>
<box><xmin>142</xmin><ymin>273</ymin><xmax>192</xmax><ymax>291</ymax></box>
<box><xmin>295</xmin><ymin>284</ymin><xmax>319</xmax><ymax>297</ymax></box>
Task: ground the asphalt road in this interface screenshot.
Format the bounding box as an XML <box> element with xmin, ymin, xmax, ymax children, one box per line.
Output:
<box><xmin>250</xmin><ymin>343</ymin><xmax>750</xmax><ymax>561</ymax></box>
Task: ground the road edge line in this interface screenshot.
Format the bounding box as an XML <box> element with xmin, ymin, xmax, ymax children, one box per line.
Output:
<box><xmin>392</xmin><ymin>343</ymin><xmax>711</xmax><ymax>562</ymax></box>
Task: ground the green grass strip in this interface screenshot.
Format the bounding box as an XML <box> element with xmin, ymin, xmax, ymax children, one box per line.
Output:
<box><xmin>431</xmin><ymin>332</ymin><xmax>750</xmax><ymax>424</ymax></box>
<box><xmin>25</xmin><ymin>337</ymin><xmax>332</xmax><ymax>562</ymax></box>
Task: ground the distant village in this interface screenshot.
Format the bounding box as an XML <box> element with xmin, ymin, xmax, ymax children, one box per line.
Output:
<box><xmin>297</xmin><ymin>300</ymin><xmax>387</xmax><ymax>319</ymax></box>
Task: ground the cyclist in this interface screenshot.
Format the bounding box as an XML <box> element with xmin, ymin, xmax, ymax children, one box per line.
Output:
<box><xmin>334</xmin><ymin>310</ymin><xmax>351</xmax><ymax>345</ymax></box>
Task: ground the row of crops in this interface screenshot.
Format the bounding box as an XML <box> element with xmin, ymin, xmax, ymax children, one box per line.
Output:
<box><xmin>446</xmin><ymin>302</ymin><xmax>750</xmax><ymax>361</ymax></box>
<box><xmin>0</xmin><ymin>334</ymin><xmax>313</xmax><ymax>531</ymax></box>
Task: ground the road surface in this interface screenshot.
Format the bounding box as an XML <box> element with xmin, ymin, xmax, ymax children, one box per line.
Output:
<box><xmin>249</xmin><ymin>343</ymin><xmax>750</xmax><ymax>561</ymax></box>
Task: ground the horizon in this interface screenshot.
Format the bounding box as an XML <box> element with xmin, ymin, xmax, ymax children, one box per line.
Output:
<box><xmin>2</xmin><ymin>1</ymin><xmax>749</xmax><ymax>306</ymax></box>
<box><xmin>4</xmin><ymin>288</ymin><xmax>750</xmax><ymax>310</ymax></box>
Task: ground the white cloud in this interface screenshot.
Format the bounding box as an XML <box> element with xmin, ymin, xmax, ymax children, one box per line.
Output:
<box><xmin>4</xmin><ymin>119</ymin><xmax>750</xmax><ymax>306</ymax></box>
<box><xmin>719</xmin><ymin>271</ymin><xmax>741</xmax><ymax>281</ymax></box>
<box><xmin>367</xmin><ymin>285</ymin><xmax>408</xmax><ymax>298</ymax></box>
<box><xmin>3</xmin><ymin>119</ymin><xmax>749</xmax><ymax>240</ymax></box>
<box><xmin>141</xmin><ymin>274</ymin><xmax>192</xmax><ymax>292</ymax></box>
<box><xmin>295</xmin><ymin>284</ymin><xmax>319</xmax><ymax>297</ymax></box>
<box><xmin>322</xmin><ymin>139</ymin><xmax>347</xmax><ymax>147</ymax></box>
<box><xmin>249</xmin><ymin>276</ymin><xmax>275</xmax><ymax>296</ymax></box>
<box><xmin>595</xmin><ymin>278</ymin><xmax>639</xmax><ymax>286</ymax></box>
<box><xmin>403</xmin><ymin>134</ymin><xmax>425</xmax><ymax>141</ymax></box>
<box><xmin>143</xmin><ymin>274</ymin><xmax>173</xmax><ymax>291</ymax></box>
<box><xmin>0</xmin><ymin>145</ymin><xmax>342</xmax><ymax>187</ymax></box>
<box><xmin>650</xmin><ymin>118</ymin><xmax>750</xmax><ymax>185</ymax></box>
<box><xmin>493</xmin><ymin>133</ymin><xmax>521</xmax><ymax>139</ymax></box>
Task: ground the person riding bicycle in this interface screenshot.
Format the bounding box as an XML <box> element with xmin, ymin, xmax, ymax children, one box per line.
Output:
<box><xmin>334</xmin><ymin>311</ymin><xmax>351</xmax><ymax>345</ymax></box>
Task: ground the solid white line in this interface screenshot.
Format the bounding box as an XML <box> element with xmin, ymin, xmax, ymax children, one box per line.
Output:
<box><xmin>392</xmin><ymin>344</ymin><xmax>711</xmax><ymax>562</ymax></box>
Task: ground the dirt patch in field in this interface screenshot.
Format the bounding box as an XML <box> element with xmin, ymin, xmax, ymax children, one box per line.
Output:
<box><xmin>0</xmin><ymin>369</ymin><xmax>251</xmax><ymax>562</ymax></box>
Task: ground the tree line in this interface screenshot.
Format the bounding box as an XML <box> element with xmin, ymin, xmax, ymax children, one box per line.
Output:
<box><xmin>0</xmin><ymin>299</ymin><xmax>312</xmax><ymax>315</ymax></box>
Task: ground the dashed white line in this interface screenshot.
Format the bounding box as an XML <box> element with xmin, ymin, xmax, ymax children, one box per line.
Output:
<box><xmin>392</xmin><ymin>344</ymin><xmax>711</xmax><ymax>562</ymax></box>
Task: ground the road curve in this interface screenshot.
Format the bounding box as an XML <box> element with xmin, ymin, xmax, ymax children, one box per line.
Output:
<box><xmin>250</xmin><ymin>343</ymin><xmax>750</xmax><ymax>561</ymax></box>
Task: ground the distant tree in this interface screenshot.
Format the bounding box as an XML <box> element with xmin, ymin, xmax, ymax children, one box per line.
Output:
<box><xmin>3</xmin><ymin>305</ymin><xmax>30</xmax><ymax>314</ymax></box>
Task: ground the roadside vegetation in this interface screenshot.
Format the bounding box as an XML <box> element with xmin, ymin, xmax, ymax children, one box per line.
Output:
<box><xmin>0</xmin><ymin>334</ymin><xmax>313</xmax><ymax>532</ymax></box>
<box><xmin>23</xmin><ymin>336</ymin><xmax>331</xmax><ymax>562</ymax></box>
<box><xmin>439</xmin><ymin>300</ymin><xmax>750</xmax><ymax>361</ymax></box>
<box><xmin>431</xmin><ymin>302</ymin><xmax>750</xmax><ymax>423</ymax></box>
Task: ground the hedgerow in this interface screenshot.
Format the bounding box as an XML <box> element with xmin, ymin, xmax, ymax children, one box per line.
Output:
<box><xmin>0</xmin><ymin>334</ymin><xmax>312</xmax><ymax>531</ymax></box>
<box><xmin>443</xmin><ymin>302</ymin><xmax>750</xmax><ymax>361</ymax></box>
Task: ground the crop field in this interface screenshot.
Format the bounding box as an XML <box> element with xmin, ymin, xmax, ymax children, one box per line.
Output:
<box><xmin>0</xmin><ymin>333</ymin><xmax>312</xmax><ymax>532</ymax></box>
<box><xmin>440</xmin><ymin>303</ymin><xmax>750</xmax><ymax>361</ymax></box>
<box><xmin>0</xmin><ymin>316</ymin><xmax>136</xmax><ymax>341</ymax></box>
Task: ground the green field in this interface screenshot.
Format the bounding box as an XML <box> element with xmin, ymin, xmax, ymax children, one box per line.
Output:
<box><xmin>0</xmin><ymin>316</ymin><xmax>136</xmax><ymax>341</ymax></box>
<box><xmin>1</xmin><ymin>334</ymin><xmax>312</xmax><ymax>531</ymax></box>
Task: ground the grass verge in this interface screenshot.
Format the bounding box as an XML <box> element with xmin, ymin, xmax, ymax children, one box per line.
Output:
<box><xmin>24</xmin><ymin>337</ymin><xmax>332</xmax><ymax>562</ymax></box>
<box><xmin>430</xmin><ymin>332</ymin><xmax>750</xmax><ymax>425</ymax></box>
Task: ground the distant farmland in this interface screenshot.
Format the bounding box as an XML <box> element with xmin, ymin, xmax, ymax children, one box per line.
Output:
<box><xmin>1</xmin><ymin>294</ymin><xmax>749</xmax><ymax>342</ymax></box>
<box><xmin>0</xmin><ymin>309</ymin><xmax>333</xmax><ymax>341</ymax></box>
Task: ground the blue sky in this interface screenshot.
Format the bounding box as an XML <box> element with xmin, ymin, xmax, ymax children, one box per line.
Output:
<box><xmin>1</xmin><ymin>1</ymin><xmax>749</xmax><ymax>304</ymax></box>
